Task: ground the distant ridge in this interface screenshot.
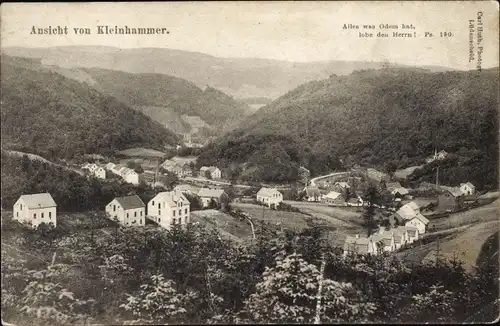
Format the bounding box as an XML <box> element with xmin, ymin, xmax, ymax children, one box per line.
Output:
<box><xmin>1</xmin><ymin>46</ymin><xmax>455</xmax><ymax>99</ymax></box>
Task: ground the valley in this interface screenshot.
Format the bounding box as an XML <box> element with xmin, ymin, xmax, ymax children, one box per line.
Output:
<box><xmin>1</xmin><ymin>43</ymin><xmax>498</xmax><ymax>326</ymax></box>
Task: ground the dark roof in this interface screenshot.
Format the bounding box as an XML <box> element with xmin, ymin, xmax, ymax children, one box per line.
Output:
<box><xmin>115</xmin><ymin>195</ymin><xmax>145</xmax><ymax>210</ymax></box>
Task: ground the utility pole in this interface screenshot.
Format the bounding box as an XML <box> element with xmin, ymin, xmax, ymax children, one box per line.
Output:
<box><xmin>314</xmin><ymin>232</ymin><xmax>327</xmax><ymax>325</ymax></box>
<box><xmin>435</xmin><ymin>236</ymin><xmax>441</xmax><ymax>266</ymax></box>
<box><xmin>435</xmin><ymin>166</ymin><xmax>440</xmax><ymax>190</ymax></box>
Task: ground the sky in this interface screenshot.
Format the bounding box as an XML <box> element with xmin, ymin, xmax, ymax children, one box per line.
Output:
<box><xmin>1</xmin><ymin>1</ymin><xmax>499</xmax><ymax>69</ymax></box>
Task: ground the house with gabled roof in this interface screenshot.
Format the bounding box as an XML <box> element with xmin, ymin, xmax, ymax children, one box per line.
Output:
<box><xmin>332</xmin><ymin>181</ymin><xmax>351</xmax><ymax>192</ymax></box>
<box><xmin>322</xmin><ymin>191</ymin><xmax>346</xmax><ymax>206</ymax></box>
<box><xmin>302</xmin><ymin>186</ymin><xmax>321</xmax><ymax>202</ymax></box>
<box><xmin>405</xmin><ymin>213</ymin><xmax>429</xmax><ymax>235</ymax></box>
<box><xmin>438</xmin><ymin>187</ymin><xmax>464</xmax><ymax>212</ymax></box>
<box><xmin>343</xmin><ymin>235</ymin><xmax>374</xmax><ymax>256</ymax></box>
<box><xmin>13</xmin><ymin>193</ymin><xmax>57</xmax><ymax>228</ymax></box>
<box><xmin>256</xmin><ymin>187</ymin><xmax>283</xmax><ymax>208</ymax></box>
<box><xmin>459</xmin><ymin>182</ymin><xmax>475</xmax><ymax>195</ymax></box>
<box><xmin>147</xmin><ymin>191</ymin><xmax>190</xmax><ymax>229</ymax></box>
<box><xmin>198</xmin><ymin>188</ymin><xmax>229</xmax><ymax>208</ymax></box>
<box><xmin>105</xmin><ymin>195</ymin><xmax>145</xmax><ymax>227</ymax></box>
<box><xmin>371</xmin><ymin>229</ymin><xmax>395</xmax><ymax>253</ymax></box>
<box><xmin>391</xmin><ymin>187</ymin><xmax>410</xmax><ymax>197</ymax></box>
<box><xmin>200</xmin><ymin>166</ymin><xmax>221</xmax><ymax>179</ymax></box>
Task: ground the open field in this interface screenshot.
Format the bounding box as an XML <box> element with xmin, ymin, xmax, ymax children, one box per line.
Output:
<box><xmin>118</xmin><ymin>147</ymin><xmax>166</xmax><ymax>158</ymax></box>
<box><xmin>191</xmin><ymin>210</ymin><xmax>251</xmax><ymax>243</ymax></box>
<box><xmin>232</xmin><ymin>203</ymin><xmax>315</xmax><ymax>232</ymax></box>
<box><xmin>395</xmin><ymin>165</ymin><xmax>423</xmax><ymax>179</ymax></box>
<box><xmin>284</xmin><ymin>201</ymin><xmax>364</xmax><ymax>227</ymax></box>
<box><xmin>427</xmin><ymin>199</ymin><xmax>498</xmax><ymax>232</ymax></box>
<box><xmin>422</xmin><ymin>220</ymin><xmax>499</xmax><ymax>272</ymax></box>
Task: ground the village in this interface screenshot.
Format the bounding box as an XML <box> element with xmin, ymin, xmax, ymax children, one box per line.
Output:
<box><xmin>6</xmin><ymin>146</ymin><xmax>497</xmax><ymax>259</ymax></box>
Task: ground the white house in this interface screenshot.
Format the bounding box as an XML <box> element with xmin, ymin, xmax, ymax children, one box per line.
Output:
<box><xmin>400</xmin><ymin>226</ymin><xmax>419</xmax><ymax>243</ymax></box>
<box><xmin>147</xmin><ymin>191</ymin><xmax>190</xmax><ymax>229</ymax></box>
<box><xmin>105</xmin><ymin>195</ymin><xmax>145</xmax><ymax>227</ymax></box>
<box><xmin>122</xmin><ymin>169</ymin><xmax>140</xmax><ymax>185</ymax></box>
<box><xmin>459</xmin><ymin>182</ymin><xmax>475</xmax><ymax>195</ymax></box>
<box><xmin>370</xmin><ymin>229</ymin><xmax>395</xmax><ymax>253</ymax></box>
<box><xmin>105</xmin><ymin>162</ymin><xmax>116</xmax><ymax>171</ymax></box>
<box><xmin>391</xmin><ymin>187</ymin><xmax>410</xmax><ymax>197</ymax></box>
<box><xmin>200</xmin><ymin>166</ymin><xmax>221</xmax><ymax>179</ymax></box>
<box><xmin>405</xmin><ymin>214</ymin><xmax>429</xmax><ymax>235</ymax></box>
<box><xmin>92</xmin><ymin>167</ymin><xmax>106</xmax><ymax>179</ymax></box>
<box><xmin>322</xmin><ymin>191</ymin><xmax>346</xmax><ymax>206</ymax></box>
<box><xmin>256</xmin><ymin>187</ymin><xmax>283</xmax><ymax>208</ymax></box>
<box><xmin>197</xmin><ymin>188</ymin><xmax>229</xmax><ymax>208</ymax></box>
<box><xmin>13</xmin><ymin>193</ymin><xmax>57</xmax><ymax>228</ymax></box>
<box><xmin>426</xmin><ymin>149</ymin><xmax>449</xmax><ymax>163</ymax></box>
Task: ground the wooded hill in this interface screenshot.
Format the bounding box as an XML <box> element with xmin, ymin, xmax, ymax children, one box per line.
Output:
<box><xmin>1</xmin><ymin>55</ymin><xmax>179</xmax><ymax>159</ymax></box>
<box><xmin>82</xmin><ymin>67</ymin><xmax>252</xmax><ymax>137</ymax></box>
<box><xmin>198</xmin><ymin>67</ymin><xmax>499</xmax><ymax>189</ymax></box>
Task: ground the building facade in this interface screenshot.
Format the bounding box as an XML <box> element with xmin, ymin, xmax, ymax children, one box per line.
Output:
<box><xmin>13</xmin><ymin>193</ymin><xmax>57</xmax><ymax>228</ymax></box>
<box><xmin>105</xmin><ymin>195</ymin><xmax>146</xmax><ymax>227</ymax></box>
<box><xmin>256</xmin><ymin>187</ymin><xmax>283</xmax><ymax>208</ymax></box>
<box><xmin>147</xmin><ymin>191</ymin><xmax>191</xmax><ymax>229</ymax></box>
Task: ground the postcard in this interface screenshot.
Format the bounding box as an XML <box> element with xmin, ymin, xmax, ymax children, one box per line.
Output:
<box><xmin>1</xmin><ymin>1</ymin><xmax>498</xmax><ymax>325</ymax></box>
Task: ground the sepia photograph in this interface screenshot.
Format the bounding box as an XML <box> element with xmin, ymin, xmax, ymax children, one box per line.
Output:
<box><xmin>0</xmin><ymin>1</ymin><xmax>499</xmax><ymax>325</ymax></box>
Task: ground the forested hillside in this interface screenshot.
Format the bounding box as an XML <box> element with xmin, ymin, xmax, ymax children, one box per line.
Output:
<box><xmin>199</xmin><ymin>68</ymin><xmax>499</xmax><ymax>188</ymax></box>
<box><xmin>1</xmin><ymin>46</ymin><xmax>453</xmax><ymax>99</ymax></box>
<box><xmin>0</xmin><ymin>151</ymin><xmax>174</xmax><ymax>212</ymax></box>
<box><xmin>1</xmin><ymin>55</ymin><xmax>179</xmax><ymax>159</ymax></box>
<box><xmin>82</xmin><ymin>67</ymin><xmax>251</xmax><ymax>134</ymax></box>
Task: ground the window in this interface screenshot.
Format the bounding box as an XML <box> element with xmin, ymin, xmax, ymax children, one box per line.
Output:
<box><xmin>140</xmin><ymin>211</ymin><xmax>142</xmax><ymax>216</ymax></box>
<box><xmin>20</xmin><ymin>204</ymin><xmax>23</xmax><ymax>210</ymax></box>
<box><xmin>173</xmin><ymin>210</ymin><xmax>176</xmax><ymax>217</ymax></box>
<box><xmin>134</xmin><ymin>212</ymin><xmax>137</xmax><ymax>217</ymax></box>
<box><xmin>49</xmin><ymin>212</ymin><xmax>52</xmax><ymax>219</ymax></box>
<box><xmin>113</xmin><ymin>205</ymin><xmax>116</xmax><ymax>212</ymax></box>
<box><xmin>178</xmin><ymin>209</ymin><xmax>181</xmax><ymax>216</ymax></box>
<box><xmin>41</xmin><ymin>213</ymin><xmax>44</xmax><ymax>218</ymax></box>
<box><xmin>126</xmin><ymin>213</ymin><xmax>129</xmax><ymax>218</ymax></box>
<box><xmin>158</xmin><ymin>203</ymin><xmax>161</xmax><ymax>209</ymax></box>
<box><xmin>158</xmin><ymin>217</ymin><xmax>161</xmax><ymax>222</ymax></box>
<box><xmin>140</xmin><ymin>219</ymin><xmax>142</xmax><ymax>224</ymax></box>
<box><xmin>152</xmin><ymin>201</ymin><xmax>155</xmax><ymax>206</ymax></box>
<box><xmin>33</xmin><ymin>213</ymin><xmax>37</xmax><ymax>219</ymax></box>
<box><xmin>185</xmin><ymin>208</ymin><xmax>188</xmax><ymax>214</ymax></box>
<box><xmin>16</xmin><ymin>212</ymin><xmax>18</xmax><ymax>217</ymax></box>
<box><xmin>159</xmin><ymin>210</ymin><xmax>161</xmax><ymax>216</ymax></box>
<box><xmin>185</xmin><ymin>216</ymin><xmax>188</xmax><ymax>224</ymax></box>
